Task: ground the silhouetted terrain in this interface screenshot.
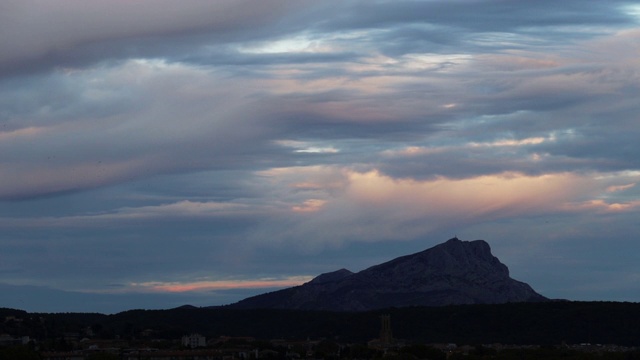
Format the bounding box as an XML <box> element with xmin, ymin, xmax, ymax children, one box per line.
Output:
<box><xmin>231</xmin><ymin>238</ymin><xmax>547</xmax><ymax>311</ymax></box>
<box><xmin>3</xmin><ymin>301</ymin><xmax>640</xmax><ymax>346</ymax></box>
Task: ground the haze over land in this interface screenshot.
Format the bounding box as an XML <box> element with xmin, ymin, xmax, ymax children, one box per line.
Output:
<box><xmin>1</xmin><ymin>0</ymin><xmax>640</xmax><ymax>313</ymax></box>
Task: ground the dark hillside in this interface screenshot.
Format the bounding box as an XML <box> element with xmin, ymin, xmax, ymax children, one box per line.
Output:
<box><xmin>4</xmin><ymin>302</ymin><xmax>640</xmax><ymax>346</ymax></box>
<box><xmin>231</xmin><ymin>238</ymin><xmax>547</xmax><ymax>311</ymax></box>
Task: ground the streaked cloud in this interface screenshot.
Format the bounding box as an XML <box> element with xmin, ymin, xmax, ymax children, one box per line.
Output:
<box><xmin>1</xmin><ymin>0</ymin><xmax>640</xmax><ymax>312</ymax></box>
<box><xmin>118</xmin><ymin>276</ymin><xmax>313</xmax><ymax>294</ymax></box>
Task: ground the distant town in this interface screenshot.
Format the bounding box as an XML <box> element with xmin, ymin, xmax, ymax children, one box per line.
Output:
<box><xmin>2</xmin><ymin>303</ymin><xmax>640</xmax><ymax>360</ymax></box>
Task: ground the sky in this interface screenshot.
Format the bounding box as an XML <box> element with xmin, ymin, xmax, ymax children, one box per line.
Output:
<box><xmin>1</xmin><ymin>0</ymin><xmax>640</xmax><ymax>314</ymax></box>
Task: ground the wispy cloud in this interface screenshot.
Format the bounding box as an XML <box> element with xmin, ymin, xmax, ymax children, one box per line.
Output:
<box><xmin>1</xmin><ymin>0</ymin><xmax>640</xmax><ymax>312</ymax></box>
<box><xmin>115</xmin><ymin>276</ymin><xmax>313</xmax><ymax>294</ymax></box>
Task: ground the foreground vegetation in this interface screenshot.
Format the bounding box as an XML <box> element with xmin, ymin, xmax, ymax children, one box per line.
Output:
<box><xmin>2</xmin><ymin>301</ymin><xmax>640</xmax><ymax>359</ymax></box>
<box><xmin>2</xmin><ymin>342</ymin><xmax>640</xmax><ymax>360</ymax></box>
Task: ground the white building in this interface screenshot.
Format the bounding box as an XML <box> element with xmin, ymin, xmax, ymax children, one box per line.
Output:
<box><xmin>182</xmin><ymin>333</ymin><xmax>206</xmax><ymax>348</ymax></box>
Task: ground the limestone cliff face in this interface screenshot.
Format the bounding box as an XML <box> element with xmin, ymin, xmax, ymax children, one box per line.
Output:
<box><xmin>230</xmin><ymin>238</ymin><xmax>547</xmax><ymax>311</ymax></box>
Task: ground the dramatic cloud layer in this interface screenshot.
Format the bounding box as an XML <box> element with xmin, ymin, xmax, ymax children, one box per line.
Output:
<box><xmin>1</xmin><ymin>0</ymin><xmax>640</xmax><ymax>313</ymax></box>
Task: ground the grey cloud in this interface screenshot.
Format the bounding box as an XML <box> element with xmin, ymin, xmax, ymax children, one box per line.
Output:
<box><xmin>0</xmin><ymin>65</ymin><xmax>301</xmax><ymax>200</ymax></box>
<box><xmin>356</xmin><ymin>0</ymin><xmax>634</xmax><ymax>31</ymax></box>
<box><xmin>0</xmin><ymin>0</ymin><xmax>314</xmax><ymax>77</ymax></box>
<box><xmin>1</xmin><ymin>0</ymin><xmax>640</xmax><ymax>313</ymax></box>
<box><xmin>311</xmin><ymin>0</ymin><xmax>637</xmax><ymax>47</ymax></box>
<box><xmin>3</xmin><ymin>0</ymin><xmax>635</xmax><ymax>79</ymax></box>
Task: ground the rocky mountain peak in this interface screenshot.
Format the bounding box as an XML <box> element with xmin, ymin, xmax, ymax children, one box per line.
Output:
<box><xmin>230</xmin><ymin>238</ymin><xmax>546</xmax><ymax>311</ymax></box>
<box><xmin>427</xmin><ymin>237</ymin><xmax>509</xmax><ymax>276</ymax></box>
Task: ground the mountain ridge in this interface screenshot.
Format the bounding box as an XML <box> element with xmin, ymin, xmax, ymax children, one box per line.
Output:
<box><xmin>229</xmin><ymin>237</ymin><xmax>547</xmax><ymax>311</ymax></box>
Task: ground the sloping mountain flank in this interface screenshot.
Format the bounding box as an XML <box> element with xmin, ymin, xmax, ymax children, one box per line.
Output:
<box><xmin>230</xmin><ymin>238</ymin><xmax>547</xmax><ymax>311</ymax></box>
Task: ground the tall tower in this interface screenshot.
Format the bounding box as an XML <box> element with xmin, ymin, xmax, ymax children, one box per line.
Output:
<box><xmin>379</xmin><ymin>315</ymin><xmax>393</xmax><ymax>344</ymax></box>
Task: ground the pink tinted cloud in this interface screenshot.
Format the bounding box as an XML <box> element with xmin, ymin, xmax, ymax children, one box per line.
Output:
<box><xmin>562</xmin><ymin>199</ymin><xmax>640</xmax><ymax>213</ymax></box>
<box><xmin>125</xmin><ymin>276</ymin><xmax>313</xmax><ymax>294</ymax></box>
<box><xmin>342</xmin><ymin>170</ymin><xmax>584</xmax><ymax>217</ymax></box>
<box><xmin>292</xmin><ymin>199</ymin><xmax>327</xmax><ymax>213</ymax></box>
<box><xmin>251</xmin><ymin>166</ymin><xmax>640</xmax><ymax>247</ymax></box>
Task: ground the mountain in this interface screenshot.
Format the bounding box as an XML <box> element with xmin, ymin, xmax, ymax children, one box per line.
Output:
<box><xmin>229</xmin><ymin>238</ymin><xmax>547</xmax><ymax>311</ymax></box>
